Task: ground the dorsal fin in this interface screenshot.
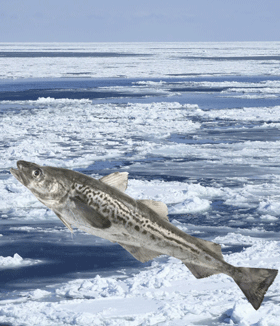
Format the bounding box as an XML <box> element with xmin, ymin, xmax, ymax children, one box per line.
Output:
<box><xmin>138</xmin><ymin>199</ymin><xmax>169</xmax><ymax>221</ymax></box>
<box><xmin>100</xmin><ymin>172</ymin><xmax>128</xmax><ymax>192</ymax></box>
<box><xmin>183</xmin><ymin>239</ymin><xmax>224</xmax><ymax>279</ymax></box>
<box><xmin>196</xmin><ymin>238</ymin><xmax>224</xmax><ymax>261</ymax></box>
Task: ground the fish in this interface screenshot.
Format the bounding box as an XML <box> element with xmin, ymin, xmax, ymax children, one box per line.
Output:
<box><xmin>10</xmin><ymin>160</ymin><xmax>278</xmax><ymax>310</ymax></box>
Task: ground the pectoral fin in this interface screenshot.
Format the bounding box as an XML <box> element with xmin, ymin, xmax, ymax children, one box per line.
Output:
<box><xmin>69</xmin><ymin>196</ymin><xmax>111</xmax><ymax>229</ymax></box>
<box><xmin>118</xmin><ymin>243</ymin><xmax>162</xmax><ymax>263</ymax></box>
<box><xmin>54</xmin><ymin>211</ymin><xmax>73</xmax><ymax>232</ymax></box>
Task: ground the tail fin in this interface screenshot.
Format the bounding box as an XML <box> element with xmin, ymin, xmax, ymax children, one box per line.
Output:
<box><xmin>234</xmin><ymin>267</ymin><xmax>278</xmax><ymax>310</ymax></box>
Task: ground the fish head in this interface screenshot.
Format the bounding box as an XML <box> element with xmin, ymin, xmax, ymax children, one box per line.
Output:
<box><xmin>10</xmin><ymin>160</ymin><xmax>69</xmax><ymax>207</ymax></box>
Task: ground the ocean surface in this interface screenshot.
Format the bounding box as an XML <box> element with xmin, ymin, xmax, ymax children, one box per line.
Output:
<box><xmin>1</xmin><ymin>42</ymin><xmax>280</xmax><ymax>325</ymax></box>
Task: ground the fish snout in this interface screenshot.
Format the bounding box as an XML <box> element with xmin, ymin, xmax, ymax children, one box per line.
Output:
<box><xmin>17</xmin><ymin>160</ymin><xmax>34</xmax><ymax>170</ymax></box>
<box><xmin>10</xmin><ymin>165</ymin><xmax>24</xmax><ymax>184</ymax></box>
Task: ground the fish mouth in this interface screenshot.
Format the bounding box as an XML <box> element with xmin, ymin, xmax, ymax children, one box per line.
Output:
<box><xmin>10</xmin><ymin>160</ymin><xmax>35</xmax><ymax>186</ymax></box>
<box><xmin>10</xmin><ymin>167</ymin><xmax>22</xmax><ymax>182</ymax></box>
<box><xmin>10</xmin><ymin>163</ymin><xmax>24</xmax><ymax>184</ymax></box>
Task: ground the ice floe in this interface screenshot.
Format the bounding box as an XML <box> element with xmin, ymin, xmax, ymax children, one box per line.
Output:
<box><xmin>0</xmin><ymin>253</ymin><xmax>42</xmax><ymax>269</ymax></box>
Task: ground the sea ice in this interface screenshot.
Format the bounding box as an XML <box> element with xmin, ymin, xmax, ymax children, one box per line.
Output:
<box><xmin>0</xmin><ymin>253</ymin><xmax>42</xmax><ymax>269</ymax></box>
<box><xmin>1</xmin><ymin>42</ymin><xmax>280</xmax><ymax>79</ymax></box>
<box><xmin>0</xmin><ymin>238</ymin><xmax>279</xmax><ymax>325</ymax></box>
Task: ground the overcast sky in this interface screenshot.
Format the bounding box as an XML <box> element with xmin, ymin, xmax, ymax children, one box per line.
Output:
<box><xmin>0</xmin><ymin>0</ymin><xmax>279</xmax><ymax>42</ymax></box>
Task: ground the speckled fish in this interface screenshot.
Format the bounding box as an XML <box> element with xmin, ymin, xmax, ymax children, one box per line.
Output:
<box><xmin>10</xmin><ymin>160</ymin><xmax>278</xmax><ymax>310</ymax></box>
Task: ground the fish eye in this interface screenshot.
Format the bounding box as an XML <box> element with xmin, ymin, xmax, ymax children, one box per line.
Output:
<box><xmin>32</xmin><ymin>169</ymin><xmax>42</xmax><ymax>178</ymax></box>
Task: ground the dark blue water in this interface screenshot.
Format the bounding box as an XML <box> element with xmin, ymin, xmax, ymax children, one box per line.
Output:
<box><xmin>0</xmin><ymin>76</ymin><xmax>280</xmax><ymax>108</ymax></box>
<box><xmin>0</xmin><ymin>222</ymin><xmax>149</xmax><ymax>296</ymax></box>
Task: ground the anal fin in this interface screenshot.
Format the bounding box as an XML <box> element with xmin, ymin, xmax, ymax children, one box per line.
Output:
<box><xmin>119</xmin><ymin>243</ymin><xmax>162</xmax><ymax>263</ymax></box>
<box><xmin>184</xmin><ymin>262</ymin><xmax>219</xmax><ymax>279</ymax></box>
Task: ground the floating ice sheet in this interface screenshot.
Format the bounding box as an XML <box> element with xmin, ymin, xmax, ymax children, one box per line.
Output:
<box><xmin>0</xmin><ymin>253</ymin><xmax>42</xmax><ymax>269</ymax></box>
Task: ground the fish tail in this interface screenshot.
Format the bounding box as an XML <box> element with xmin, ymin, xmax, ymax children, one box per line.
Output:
<box><xmin>233</xmin><ymin>266</ymin><xmax>278</xmax><ymax>310</ymax></box>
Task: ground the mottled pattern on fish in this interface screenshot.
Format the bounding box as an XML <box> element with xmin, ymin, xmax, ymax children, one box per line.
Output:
<box><xmin>74</xmin><ymin>182</ymin><xmax>201</xmax><ymax>258</ymax></box>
